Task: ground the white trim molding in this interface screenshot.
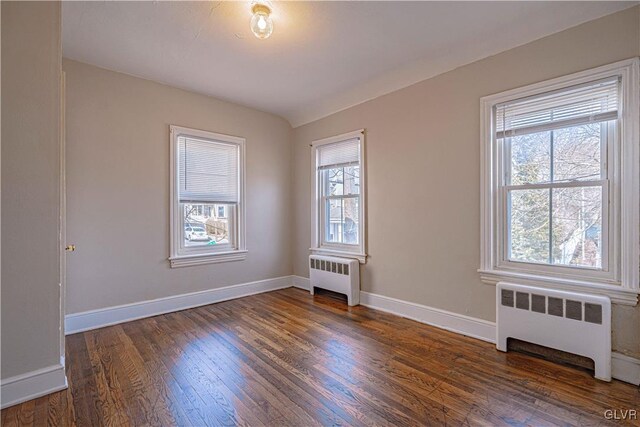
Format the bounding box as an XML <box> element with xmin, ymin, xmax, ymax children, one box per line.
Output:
<box><xmin>612</xmin><ymin>352</ymin><xmax>640</xmax><ymax>386</ymax></box>
<box><xmin>65</xmin><ymin>276</ymin><xmax>292</xmax><ymax>334</ymax></box>
<box><xmin>479</xmin><ymin>58</ymin><xmax>640</xmax><ymax>304</ymax></box>
<box><xmin>360</xmin><ymin>290</ymin><xmax>496</xmax><ymax>343</ymax></box>
<box><xmin>310</xmin><ymin>129</ymin><xmax>368</xmax><ymax>264</ymax></box>
<box><xmin>308</xmin><ymin>248</ymin><xmax>367</xmax><ymax>264</ymax></box>
<box><xmin>293</xmin><ymin>275</ymin><xmax>311</xmax><ymax>290</ymax></box>
<box><xmin>1</xmin><ymin>362</ymin><xmax>68</xmax><ymax>409</ymax></box>
<box><xmin>169</xmin><ymin>250</ymin><xmax>248</xmax><ymax>268</ymax></box>
<box><xmin>479</xmin><ymin>269</ymin><xmax>638</xmax><ymax>305</ymax></box>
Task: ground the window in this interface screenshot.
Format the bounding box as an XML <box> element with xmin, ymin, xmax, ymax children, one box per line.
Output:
<box><xmin>480</xmin><ymin>59</ymin><xmax>639</xmax><ymax>305</ymax></box>
<box><xmin>311</xmin><ymin>130</ymin><xmax>367</xmax><ymax>262</ymax></box>
<box><xmin>169</xmin><ymin>125</ymin><xmax>246</xmax><ymax>267</ymax></box>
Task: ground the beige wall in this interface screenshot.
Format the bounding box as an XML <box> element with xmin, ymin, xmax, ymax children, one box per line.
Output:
<box><xmin>1</xmin><ymin>1</ymin><xmax>62</xmax><ymax>378</ymax></box>
<box><xmin>292</xmin><ymin>7</ymin><xmax>640</xmax><ymax>357</ymax></box>
<box><xmin>63</xmin><ymin>59</ymin><xmax>292</xmax><ymax>314</ymax></box>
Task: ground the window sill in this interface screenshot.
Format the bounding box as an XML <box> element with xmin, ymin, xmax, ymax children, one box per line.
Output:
<box><xmin>310</xmin><ymin>248</ymin><xmax>367</xmax><ymax>264</ymax></box>
<box><xmin>169</xmin><ymin>250</ymin><xmax>248</xmax><ymax>268</ymax></box>
<box><xmin>478</xmin><ymin>268</ymin><xmax>638</xmax><ymax>306</ymax></box>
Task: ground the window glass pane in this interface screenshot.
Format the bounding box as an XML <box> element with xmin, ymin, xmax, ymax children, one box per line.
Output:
<box><xmin>509</xmin><ymin>189</ymin><xmax>550</xmax><ymax>263</ymax></box>
<box><xmin>326</xmin><ymin>168</ymin><xmax>344</xmax><ymax>196</ymax></box>
<box><xmin>344</xmin><ymin>165</ymin><xmax>360</xmax><ymax>195</ymax></box>
<box><xmin>509</xmin><ymin>131</ymin><xmax>551</xmax><ymax>185</ymax></box>
<box><xmin>342</xmin><ymin>197</ymin><xmax>359</xmax><ymax>244</ymax></box>
<box><xmin>553</xmin><ymin>123</ymin><xmax>602</xmax><ymax>182</ymax></box>
<box><xmin>552</xmin><ymin>186</ymin><xmax>602</xmax><ymax>268</ymax></box>
<box><xmin>184</xmin><ymin>203</ymin><xmax>234</xmax><ymax>248</ymax></box>
<box><xmin>326</xmin><ymin>199</ymin><xmax>342</xmax><ymax>243</ymax></box>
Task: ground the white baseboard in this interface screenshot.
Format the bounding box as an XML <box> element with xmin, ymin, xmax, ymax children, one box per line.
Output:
<box><xmin>612</xmin><ymin>352</ymin><xmax>640</xmax><ymax>385</ymax></box>
<box><xmin>294</xmin><ymin>275</ymin><xmax>494</xmax><ymax>342</ymax></box>
<box><xmin>65</xmin><ymin>276</ymin><xmax>293</xmax><ymax>334</ymax></box>
<box><xmin>1</xmin><ymin>362</ymin><xmax>68</xmax><ymax>409</ymax></box>
<box><xmin>293</xmin><ymin>275</ymin><xmax>311</xmax><ymax>290</ymax></box>
<box><xmin>290</xmin><ymin>277</ymin><xmax>640</xmax><ymax>386</ymax></box>
<box><xmin>359</xmin><ymin>289</ymin><xmax>497</xmax><ymax>343</ymax></box>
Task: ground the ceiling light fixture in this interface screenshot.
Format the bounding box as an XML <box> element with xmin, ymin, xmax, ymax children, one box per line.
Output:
<box><xmin>250</xmin><ymin>1</ymin><xmax>273</xmax><ymax>40</ymax></box>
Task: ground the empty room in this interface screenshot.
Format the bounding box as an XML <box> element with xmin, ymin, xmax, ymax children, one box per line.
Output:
<box><xmin>2</xmin><ymin>1</ymin><xmax>640</xmax><ymax>425</ymax></box>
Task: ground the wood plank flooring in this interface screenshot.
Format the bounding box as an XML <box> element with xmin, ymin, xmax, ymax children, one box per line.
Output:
<box><xmin>2</xmin><ymin>287</ymin><xmax>639</xmax><ymax>426</ymax></box>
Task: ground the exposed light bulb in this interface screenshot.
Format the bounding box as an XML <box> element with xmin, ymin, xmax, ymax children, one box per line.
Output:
<box><xmin>250</xmin><ymin>2</ymin><xmax>273</xmax><ymax>40</ymax></box>
<box><xmin>257</xmin><ymin>16</ymin><xmax>267</xmax><ymax>30</ymax></box>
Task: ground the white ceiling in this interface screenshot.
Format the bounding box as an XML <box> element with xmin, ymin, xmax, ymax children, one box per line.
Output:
<box><xmin>62</xmin><ymin>1</ymin><xmax>635</xmax><ymax>127</ymax></box>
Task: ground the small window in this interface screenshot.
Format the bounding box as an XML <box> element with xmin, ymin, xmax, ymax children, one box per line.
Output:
<box><xmin>480</xmin><ymin>59</ymin><xmax>639</xmax><ymax>304</ymax></box>
<box><xmin>169</xmin><ymin>126</ymin><xmax>246</xmax><ymax>267</ymax></box>
<box><xmin>311</xmin><ymin>130</ymin><xmax>367</xmax><ymax>262</ymax></box>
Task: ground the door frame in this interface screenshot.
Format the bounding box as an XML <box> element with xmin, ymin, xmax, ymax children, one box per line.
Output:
<box><xmin>59</xmin><ymin>71</ymin><xmax>66</xmax><ymax>365</ymax></box>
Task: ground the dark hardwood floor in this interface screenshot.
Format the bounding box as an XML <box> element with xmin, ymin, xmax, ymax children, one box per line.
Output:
<box><xmin>2</xmin><ymin>287</ymin><xmax>639</xmax><ymax>426</ymax></box>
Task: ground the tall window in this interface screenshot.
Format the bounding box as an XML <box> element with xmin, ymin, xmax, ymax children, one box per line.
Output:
<box><xmin>311</xmin><ymin>130</ymin><xmax>367</xmax><ymax>262</ymax></box>
<box><xmin>169</xmin><ymin>126</ymin><xmax>246</xmax><ymax>267</ymax></box>
<box><xmin>500</xmin><ymin>79</ymin><xmax>616</xmax><ymax>269</ymax></box>
<box><xmin>480</xmin><ymin>59</ymin><xmax>639</xmax><ymax>305</ymax></box>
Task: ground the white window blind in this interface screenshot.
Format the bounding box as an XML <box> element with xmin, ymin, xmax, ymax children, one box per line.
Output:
<box><xmin>178</xmin><ymin>136</ymin><xmax>239</xmax><ymax>203</ymax></box>
<box><xmin>496</xmin><ymin>77</ymin><xmax>619</xmax><ymax>139</ymax></box>
<box><xmin>317</xmin><ymin>138</ymin><xmax>360</xmax><ymax>170</ymax></box>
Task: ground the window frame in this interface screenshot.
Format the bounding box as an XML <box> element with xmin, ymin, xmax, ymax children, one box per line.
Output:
<box><xmin>311</xmin><ymin>129</ymin><xmax>367</xmax><ymax>263</ymax></box>
<box><xmin>479</xmin><ymin>59</ymin><xmax>639</xmax><ymax>305</ymax></box>
<box><xmin>169</xmin><ymin>125</ymin><xmax>247</xmax><ymax>268</ymax></box>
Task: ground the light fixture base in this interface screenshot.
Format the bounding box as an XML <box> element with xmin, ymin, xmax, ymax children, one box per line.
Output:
<box><xmin>251</xmin><ymin>3</ymin><xmax>271</xmax><ymax>16</ymax></box>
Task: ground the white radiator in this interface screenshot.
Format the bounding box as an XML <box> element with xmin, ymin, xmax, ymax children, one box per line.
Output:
<box><xmin>496</xmin><ymin>282</ymin><xmax>611</xmax><ymax>381</ymax></box>
<box><xmin>309</xmin><ymin>255</ymin><xmax>360</xmax><ymax>306</ymax></box>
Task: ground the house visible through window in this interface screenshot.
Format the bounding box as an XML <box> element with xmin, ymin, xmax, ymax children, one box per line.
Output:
<box><xmin>311</xmin><ymin>130</ymin><xmax>367</xmax><ymax>262</ymax></box>
<box><xmin>480</xmin><ymin>59</ymin><xmax>639</xmax><ymax>303</ymax></box>
<box><xmin>169</xmin><ymin>125</ymin><xmax>246</xmax><ymax>267</ymax></box>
